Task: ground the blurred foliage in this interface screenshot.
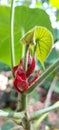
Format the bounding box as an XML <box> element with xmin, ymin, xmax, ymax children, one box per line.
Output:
<box><xmin>1</xmin><ymin>121</ymin><xmax>14</xmax><ymax>130</ymax></box>
<box><xmin>0</xmin><ymin>0</ymin><xmax>59</xmax><ymax>129</ymax></box>
<box><xmin>49</xmin><ymin>0</ymin><xmax>59</xmax><ymax>9</ymax></box>
<box><xmin>0</xmin><ymin>63</ymin><xmax>10</xmax><ymax>71</ymax></box>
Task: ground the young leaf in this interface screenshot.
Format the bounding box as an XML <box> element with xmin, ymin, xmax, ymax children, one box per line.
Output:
<box><xmin>20</xmin><ymin>29</ymin><xmax>34</xmax><ymax>45</ymax></box>
<box><xmin>34</xmin><ymin>26</ymin><xmax>53</xmax><ymax>65</ymax></box>
<box><xmin>21</xmin><ymin>26</ymin><xmax>53</xmax><ymax>66</ymax></box>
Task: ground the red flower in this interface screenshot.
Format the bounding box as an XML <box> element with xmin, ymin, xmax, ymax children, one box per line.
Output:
<box><xmin>12</xmin><ymin>53</ymin><xmax>37</xmax><ymax>93</ymax></box>
<box><xmin>13</xmin><ymin>65</ymin><xmax>28</xmax><ymax>92</ymax></box>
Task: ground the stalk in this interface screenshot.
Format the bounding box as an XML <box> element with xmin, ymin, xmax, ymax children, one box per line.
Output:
<box><xmin>10</xmin><ymin>0</ymin><xmax>15</xmax><ymax>68</ymax></box>
<box><xmin>30</xmin><ymin>102</ymin><xmax>59</xmax><ymax>120</ymax></box>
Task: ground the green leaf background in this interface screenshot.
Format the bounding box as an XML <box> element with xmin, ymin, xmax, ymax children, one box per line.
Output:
<box><xmin>0</xmin><ymin>6</ymin><xmax>53</xmax><ymax>67</ymax></box>
<box><xmin>50</xmin><ymin>0</ymin><xmax>59</xmax><ymax>9</ymax></box>
<box><xmin>1</xmin><ymin>121</ymin><xmax>14</xmax><ymax>130</ymax></box>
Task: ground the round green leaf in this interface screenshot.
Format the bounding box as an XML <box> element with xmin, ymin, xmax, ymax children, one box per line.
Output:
<box><xmin>21</xmin><ymin>26</ymin><xmax>53</xmax><ymax>66</ymax></box>
<box><xmin>35</xmin><ymin>26</ymin><xmax>53</xmax><ymax>65</ymax></box>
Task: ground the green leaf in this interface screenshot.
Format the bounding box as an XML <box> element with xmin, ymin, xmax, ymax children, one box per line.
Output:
<box><xmin>20</xmin><ymin>28</ymin><xmax>34</xmax><ymax>45</ymax></box>
<box><xmin>49</xmin><ymin>0</ymin><xmax>59</xmax><ymax>9</ymax></box>
<box><xmin>34</xmin><ymin>113</ymin><xmax>48</xmax><ymax>128</ymax></box>
<box><xmin>35</xmin><ymin>26</ymin><xmax>53</xmax><ymax>65</ymax></box>
<box><xmin>21</xmin><ymin>26</ymin><xmax>53</xmax><ymax>65</ymax></box>
<box><xmin>0</xmin><ymin>6</ymin><xmax>53</xmax><ymax>67</ymax></box>
<box><xmin>1</xmin><ymin>122</ymin><xmax>14</xmax><ymax>130</ymax></box>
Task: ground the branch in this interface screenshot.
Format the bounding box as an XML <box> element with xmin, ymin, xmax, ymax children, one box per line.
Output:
<box><xmin>0</xmin><ymin>102</ymin><xmax>59</xmax><ymax>122</ymax></box>
<box><xmin>24</xmin><ymin>59</ymin><xmax>59</xmax><ymax>95</ymax></box>
<box><xmin>10</xmin><ymin>0</ymin><xmax>15</xmax><ymax>67</ymax></box>
<box><xmin>30</xmin><ymin>101</ymin><xmax>59</xmax><ymax>121</ymax></box>
<box><xmin>0</xmin><ymin>110</ymin><xmax>24</xmax><ymax>119</ymax></box>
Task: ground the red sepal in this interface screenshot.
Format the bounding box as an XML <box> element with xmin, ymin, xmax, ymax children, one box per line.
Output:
<box><xmin>17</xmin><ymin>65</ymin><xmax>26</xmax><ymax>80</ymax></box>
<box><xmin>29</xmin><ymin>70</ymin><xmax>41</xmax><ymax>86</ymax></box>
<box><xmin>14</xmin><ymin>73</ymin><xmax>28</xmax><ymax>92</ymax></box>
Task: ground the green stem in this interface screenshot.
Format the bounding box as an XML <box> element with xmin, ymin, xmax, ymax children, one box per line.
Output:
<box><xmin>24</xmin><ymin>44</ymin><xmax>29</xmax><ymax>70</ymax></box>
<box><xmin>17</xmin><ymin>93</ymin><xmax>27</xmax><ymax>111</ymax></box>
<box><xmin>0</xmin><ymin>102</ymin><xmax>59</xmax><ymax>121</ymax></box>
<box><xmin>10</xmin><ymin>0</ymin><xmax>15</xmax><ymax>68</ymax></box>
<box><xmin>0</xmin><ymin>110</ymin><xmax>24</xmax><ymax>119</ymax></box>
<box><xmin>30</xmin><ymin>102</ymin><xmax>59</xmax><ymax>121</ymax></box>
<box><xmin>24</xmin><ymin>59</ymin><xmax>59</xmax><ymax>95</ymax></box>
<box><xmin>22</xmin><ymin>112</ymin><xmax>32</xmax><ymax>130</ymax></box>
<box><xmin>17</xmin><ymin>44</ymin><xmax>29</xmax><ymax>112</ymax></box>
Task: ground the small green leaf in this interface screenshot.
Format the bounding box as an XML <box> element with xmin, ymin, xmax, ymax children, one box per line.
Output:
<box><xmin>35</xmin><ymin>26</ymin><xmax>53</xmax><ymax>65</ymax></box>
<box><xmin>20</xmin><ymin>29</ymin><xmax>34</xmax><ymax>45</ymax></box>
<box><xmin>21</xmin><ymin>26</ymin><xmax>53</xmax><ymax>66</ymax></box>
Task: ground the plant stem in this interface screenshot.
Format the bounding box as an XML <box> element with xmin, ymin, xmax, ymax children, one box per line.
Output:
<box><xmin>0</xmin><ymin>102</ymin><xmax>59</xmax><ymax>121</ymax></box>
<box><xmin>10</xmin><ymin>0</ymin><xmax>15</xmax><ymax>68</ymax></box>
<box><xmin>30</xmin><ymin>102</ymin><xmax>59</xmax><ymax>121</ymax></box>
<box><xmin>22</xmin><ymin>112</ymin><xmax>32</xmax><ymax>130</ymax></box>
<box><xmin>0</xmin><ymin>110</ymin><xmax>24</xmax><ymax>119</ymax></box>
<box><xmin>24</xmin><ymin>44</ymin><xmax>29</xmax><ymax>70</ymax></box>
<box><xmin>17</xmin><ymin>93</ymin><xmax>27</xmax><ymax>111</ymax></box>
<box><xmin>17</xmin><ymin>44</ymin><xmax>29</xmax><ymax>112</ymax></box>
<box><xmin>24</xmin><ymin>59</ymin><xmax>59</xmax><ymax>95</ymax></box>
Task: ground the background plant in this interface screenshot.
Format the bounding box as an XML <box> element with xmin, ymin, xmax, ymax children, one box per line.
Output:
<box><xmin>0</xmin><ymin>0</ymin><xmax>59</xmax><ymax>130</ymax></box>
